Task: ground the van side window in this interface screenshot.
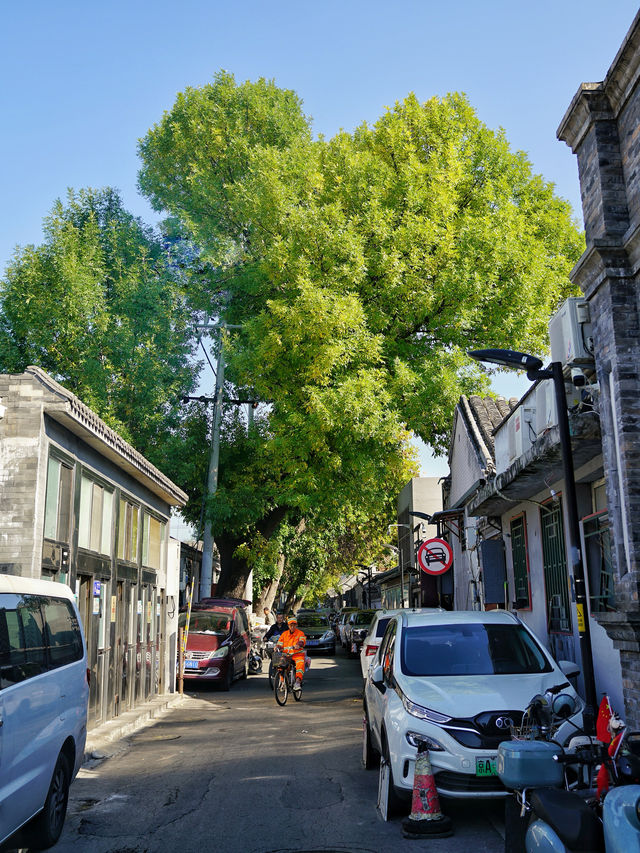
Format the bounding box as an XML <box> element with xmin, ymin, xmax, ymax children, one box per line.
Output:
<box><xmin>43</xmin><ymin>598</ymin><xmax>83</xmax><ymax>668</ymax></box>
<box><xmin>0</xmin><ymin>594</ymin><xmax>47</xmax><ymax>688</ymax></box>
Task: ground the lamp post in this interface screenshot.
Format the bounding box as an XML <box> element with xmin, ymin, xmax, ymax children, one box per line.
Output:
<box><xmin>468</xmin><ymin>348</ymin><xmax>597</xmax><ymax>731</ymax></box>
<box><xmin>357</xmin><ymin>564</ymin><xmax>374</xmax><ymax>608</ymax></box>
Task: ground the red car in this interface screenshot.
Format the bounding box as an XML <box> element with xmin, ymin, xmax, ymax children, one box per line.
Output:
<box><xmin>178</xmin><ymin>598</ymin><xmax>250</xmax><ymax>690</ymax></box>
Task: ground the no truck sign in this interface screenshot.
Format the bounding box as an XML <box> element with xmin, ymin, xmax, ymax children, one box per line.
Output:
<box><xmin>417</xmin><ymin>538</ymin><xmax>453</xmax><ymax>576</ymax></box>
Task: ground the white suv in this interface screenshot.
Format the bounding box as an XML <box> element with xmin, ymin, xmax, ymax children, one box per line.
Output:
<box><xmin>0</xmin><ymin>575</ymin><xmax>89</xmax><ymax>848</ymax></box>
<box><xmin>362</xmin><ymin>610</ymin><xmax>583</xmax><ymax>806</ymax></box>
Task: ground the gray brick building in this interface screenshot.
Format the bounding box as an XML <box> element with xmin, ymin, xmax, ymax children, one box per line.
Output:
<box><xmin>558</xmin><ymin>11</ymin><xmax>640</xmax><ymax>726</ymax></box>
<box><xmin>0</xmin><ymin>367</ymin><xmax>187</xmax><ymax>729</ymax></box>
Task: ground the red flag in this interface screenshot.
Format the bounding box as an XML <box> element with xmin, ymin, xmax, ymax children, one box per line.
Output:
<box><xmin>596</xmin><ymin>762</ymin><xmax>610</xmax><ymax>798</ymax></box>
<box><xmin>597</xmin><ymin>695</ymin><xmax>612</xmax><ymax>743</ymax></box>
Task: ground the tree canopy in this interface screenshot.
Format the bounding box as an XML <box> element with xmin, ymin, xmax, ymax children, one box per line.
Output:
<box><xmin>0</xmin><ymin>188</ymin><xmax>202</xmax><ymax>478</ymax></box>
<box><xmin>138</xmin><ymin>72</ymin><xmax>584</xmax><ymax>595</ymax></box>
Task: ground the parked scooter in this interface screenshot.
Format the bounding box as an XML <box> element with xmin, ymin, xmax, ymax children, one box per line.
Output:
<box><xmin>498</xmin><ymin>692</ymin><xmax>640</xmax><ymax>853</ymax></box>
<box><xmin>248</xmin><ymin>632</ymin><xmax>264</xmax><ymax>674</ymax></box>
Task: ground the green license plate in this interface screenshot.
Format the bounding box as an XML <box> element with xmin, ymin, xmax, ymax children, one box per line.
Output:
<box><xmin>476</xmin><ymin>757</ymin><xmax>497</xmax><ymax>777</ymax></box>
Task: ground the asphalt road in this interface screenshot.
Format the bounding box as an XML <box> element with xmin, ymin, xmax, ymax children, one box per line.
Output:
<box><xmin>17</xmin><ymin>648</ymin><xmax>505</xmax><ymax>853</ymax></box>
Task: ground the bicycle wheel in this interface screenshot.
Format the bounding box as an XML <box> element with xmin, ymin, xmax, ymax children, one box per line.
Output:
<box><xmin>274</xmin><ymin>670</ymin><xmax>288</xmax><ymax>706</ymax></box>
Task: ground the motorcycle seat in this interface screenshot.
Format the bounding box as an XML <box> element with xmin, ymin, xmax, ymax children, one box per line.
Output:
<box><xmin>530</xmin><ymin>787</ymin><xmax>602</xmax><ymax>852</ymax></box>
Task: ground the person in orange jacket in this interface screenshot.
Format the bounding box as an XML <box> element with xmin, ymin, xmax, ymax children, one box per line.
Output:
<box><xmin>277</xmin><ymin>615</ymin><xmax>306</xmax><ymax>693</ymax></box>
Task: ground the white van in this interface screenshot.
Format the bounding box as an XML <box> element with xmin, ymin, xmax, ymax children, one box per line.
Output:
<box><xmin>0</xmin><ymin>574</ymin><xmax>89</xmax><ymax>849</ymax></box>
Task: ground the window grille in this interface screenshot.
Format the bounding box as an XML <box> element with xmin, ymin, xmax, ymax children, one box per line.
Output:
<box><xmin>582</xmin><ymin>510</ymin><xmax>615</xmax><ymax>612</ymax></box>
<box><xmin>540</xmin><ymin>500</ymin><xmax>571</xmax><ymax>634</ymax></box>
<box><xmin>510</xmin><ymin>515</ymin><xmax>530</xmax><ymax>609</ymax></box>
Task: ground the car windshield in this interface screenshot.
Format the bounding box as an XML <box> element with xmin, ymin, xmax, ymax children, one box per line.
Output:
<box><xmin>179</xmin><ymin>611</ymin><xmax>231</xmax><ymax>635</ymax></box>
<box><xmin>297</xmin><ymin>614</ymin><xmax>328</xmax><ymax>628</ymax></box>
<box><xmin>355</xmin><ymin>611</ymin><xmax>376</xmax><ymax>625</ymax></box>
<box><xmin>401</xmin><ymin>623</ymin><xmax>552</xmax><ymax>676</ymax></box>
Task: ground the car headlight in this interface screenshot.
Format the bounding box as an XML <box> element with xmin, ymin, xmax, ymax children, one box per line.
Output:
<box><xmin>400</xmin><ymin>693</ymin><xmax>452</xmax><ymax>725</ymax></box>
<box><xmin>321</xmin><ymin>631</ymin><xmax>334</xmax><ymax>641</ymax></box>
<box><xmin>406</xmin><ymin>731</ymin><xmax>445</xmax><ymax>751</ymax></box>
<box><xmin>208</xmin><ymin>646</ymin><xmax>229</xmax><ymax>659</ymax></box>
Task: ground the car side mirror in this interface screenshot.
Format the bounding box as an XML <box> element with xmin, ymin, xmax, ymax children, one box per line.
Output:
<box><xmin>371</xmin><ymin>663</ymin><xmax>386</xmax><ymax>694</ymax></box>
<box><xmin>557</xmin><ymin>660</ymin><xmax>580</xmax><ymax>679</ymax></box>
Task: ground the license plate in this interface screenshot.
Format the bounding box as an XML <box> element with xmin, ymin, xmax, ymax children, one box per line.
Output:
<box><xmin>306</xmin><ymin>639</ymin><xmax>318</xmax><ymax>645</ymax></box>
<box><xmin>184</xmin><ymin>660</ymin><xmax>199</xmax><ymax>670</ymax></box>
<box><xmin>476</xmin><ymin>757</ymin><xmax>497</xmax><ymax>776</ymax></box>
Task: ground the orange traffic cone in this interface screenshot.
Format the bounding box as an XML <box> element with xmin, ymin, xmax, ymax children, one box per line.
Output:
<box><xmin>402</xmin><ymin>742</ymin><xmax>453</xmax><ymax>839</ymax></box>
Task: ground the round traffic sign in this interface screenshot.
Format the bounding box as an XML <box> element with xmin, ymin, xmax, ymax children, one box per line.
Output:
<box><xmin>417</xmin><ymin>538</ymin><xmax>453</xmax><ymax>575</ymax></box>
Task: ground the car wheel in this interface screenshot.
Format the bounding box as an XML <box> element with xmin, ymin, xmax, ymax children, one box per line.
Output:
<box><xmin>24</xmin><ymin>751</ymin><xmax>71</xmax><ymax>849</ymax></box>
<box><xmin>379</xmin><ymin>734</ymin><xmax>405</xmax><ymax>819</ymax></box>
<box><xmin>362</xmin><ymin>709</ymin><xmax>379</xmax><ymax>769</ymax></box>
<box><xmin>221</xmin><ymin>657</ymin><xmax>234</xmax><ymax>691</ymax></box>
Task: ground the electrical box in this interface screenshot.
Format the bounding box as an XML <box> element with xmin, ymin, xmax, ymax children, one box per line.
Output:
<box><xmin>548</xmin><ymin>297</ymin><xmax>594</xmax><ymax>368</ymax></box>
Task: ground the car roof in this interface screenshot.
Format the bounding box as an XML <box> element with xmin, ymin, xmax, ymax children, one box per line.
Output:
<box><xmin>0</xmin><ymin>573</ymin><xmax>75</xmax><ymax>600</ymax></box>
<box><xmin>397</xmin><ymin>609</ymin><xmax>519</xmax><ymax>628</ymax></box>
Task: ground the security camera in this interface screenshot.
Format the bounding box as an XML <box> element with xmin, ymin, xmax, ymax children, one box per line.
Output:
<box><xmin>571</xmin><ymin>367</ymin><xmax>587</xmax><ymax>387</ymax></box>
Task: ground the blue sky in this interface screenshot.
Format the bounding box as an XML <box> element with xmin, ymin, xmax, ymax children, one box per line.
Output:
<box><xmin>2</xmin><ymin>1</ymin><xmax>638</xmax><ymax>473</ymax></box>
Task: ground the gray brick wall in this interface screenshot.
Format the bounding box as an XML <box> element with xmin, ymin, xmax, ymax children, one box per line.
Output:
<box><xmin>558</xmin><ymin>13</ymin><xmax>640</xmax><ymax>726</ymax></box>
<box><xmin>0</xmin><ymin>374</ymin><xmax>46</xmax><ymax>578</ymax></box>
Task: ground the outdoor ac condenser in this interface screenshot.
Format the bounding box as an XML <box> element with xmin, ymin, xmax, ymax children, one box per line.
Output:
<box><xmin>548</xmin><ymin>297</ymin><xmax>594</xmax><ymax>368</ymax></box>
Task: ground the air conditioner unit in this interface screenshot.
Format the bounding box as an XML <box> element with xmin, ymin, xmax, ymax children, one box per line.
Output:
<box><xmin>494</xmin><ymin>420</ymin><xmax>510</xmax><ymax>475</ymax></box>
<box><xmin>536</xmin><ymin>378</ymin><xmax>581</xmax><ymax>436</ymax></box>
<box><xmin>548</xmin><ymin>297</ymin><xmax>594</xmax><ymax>368</ymax></box>
<box><xmin>508</xmin><ymin>404</ymin><xmax>536</xmax><ymax>461</ymax></box>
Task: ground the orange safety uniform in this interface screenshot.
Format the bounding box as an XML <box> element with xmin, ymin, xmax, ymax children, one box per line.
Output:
<box><xmin>277</xmin><ymin>627</ymin><xmax>306</xmax><ymax>682</ymax></box>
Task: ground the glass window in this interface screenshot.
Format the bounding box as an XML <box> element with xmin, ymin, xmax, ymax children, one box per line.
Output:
<box><xmin>118</xmin><ymin>498</ymin><xmax>139</xmax><ymax>563</ymax></box>
<box><xmin>78</xmin><ymin>475</ymin><xmax>114</xmax><ymax>555</ymax></box>
<box><xmin>142</xmin><ymin>514</ymin><xmax>165</xmax><ymax>569</ymax></box>
<box><xmin>43</xmin><ymin>456</ymin><xmax>73</xmax><ymax>542</ymax></box>
<box><xmin>296</xmin><ymin>614</ymin><xmax>329</xmax><ymax>628</ymax></box>
<box><xmin>375</xmin><ymin>617</ymin><xmax>391</xmax><ymax>638</ymax></box>
<box><xmin>401</xmin><ymin>623</ymin><xmax>552</xmax><ymax>677</ymax></box>
<box><xmin>43</xmin><ymin>598</ymin><xmax>83</xmax><ymax>667</ymax></box>
<box><xmin>0</xmin><ymin>594</ymin><xmax>47</xmax><ymax>688</ymax></box>
<box><xmin>179</xmin><ymin>611</ymin><xmax>231</xmax><ymax>634</ymax></box>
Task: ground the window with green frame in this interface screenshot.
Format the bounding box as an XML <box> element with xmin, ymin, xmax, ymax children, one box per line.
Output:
<box><xmin>510</xmin><ymin>514</ymin><xmax>531</xmax><ymax>609</ymax></box>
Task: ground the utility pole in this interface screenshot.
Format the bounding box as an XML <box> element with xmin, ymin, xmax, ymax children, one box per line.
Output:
<box><xmin>196</xmin><ymin>322</ymin><xmax>241</xmax><ymax>601</ymax></box>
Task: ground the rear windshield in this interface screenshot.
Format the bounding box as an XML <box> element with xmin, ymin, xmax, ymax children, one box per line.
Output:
<box><xmin>355</xmin><ymin>611</ymin><xmax>376</xmax><ymax>625</ymax></box>
<box><xmin>179</xmin><ymin>611</ymin><xmax>231</xmax><ymax>635</ymax></box>
<box><xmin>375</xmin><ymin>617</ymin><xmax>391</xmax><ymax>638</ymax></box>
<box><xmin>401</xmin><ymin>623</ymin><xmax>552</xmax><ymax>676</ymax></box>
<box><xmin>297</xmin><ymin>614</ymin><xmax>328</xmax><ymax>628</ymax></box>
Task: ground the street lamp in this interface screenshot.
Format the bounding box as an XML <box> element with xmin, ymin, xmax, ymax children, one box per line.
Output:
<box><xmin>388</xmin><ymin>524</ymin><xmax>412</xmax><ymax>608</ymax></box>
<box><xmin>357</xmin><ymin>564</ymin><xmax>374</xmax><ymax>608</ymax></box>
<box><xmin>468</xmin><ymin>348</ymin><xmax>597</xmax><ymax>731</ymax></box>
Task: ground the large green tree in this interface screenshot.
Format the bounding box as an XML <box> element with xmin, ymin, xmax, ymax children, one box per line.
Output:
<box><xmin>138</xmin><ymin>72</ymin><xmax>584</xmax><ymax>597</ymax></box>
<box><xmin>0</xmin><ymin>188</ymin><xmax>202</xmax><ymax>477</ymax></box>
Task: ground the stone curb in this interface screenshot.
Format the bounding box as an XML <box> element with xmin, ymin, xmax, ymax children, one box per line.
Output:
<box><xmin>83</xmin><ymin>692</ymin><xmax>189</xmax><ymax>764</ymax></box>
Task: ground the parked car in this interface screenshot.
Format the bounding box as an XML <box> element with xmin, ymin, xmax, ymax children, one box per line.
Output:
<box><xmin>336</xmin><ymin>608</ymin><xmax>358</xmax><ymax>647</ymax></box>
<box><xmin>179</xmin><ymin>597</ymin><xmax>250</xmax><ymax>690</ymax></box>
<box><xmin>359</xmin><ymin>608</ymin><xmax>403</xmax><ymax>678</ymax></box>
<box><xmin>295</xmin><ymin>612</ymin><xmax>336</xmax><ymax>655</ymax></box>
<box><xmin>0</xmin><ymin>574</ymin><xmax>89</xmax><ymax>850</ymax></box>
<box><xmin>344</xmin><ymin>610</ymin><xmax>377</xmax><ymax>657</ymax></box>
<box><xmin>363</xmin><ymin>609</ymin><xmax>583</xmax><ymax>808</ymax></box>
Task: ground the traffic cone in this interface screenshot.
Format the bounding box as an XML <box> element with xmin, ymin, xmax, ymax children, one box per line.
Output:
<box><xmin>402</xmin><ymin>742</ymin><xmax>453</xmax><ymax>839</ymax></box>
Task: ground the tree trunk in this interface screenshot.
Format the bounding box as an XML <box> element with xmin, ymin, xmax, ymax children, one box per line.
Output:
<box><xmin>215</xmin><ymin>534</ymin><xmax>251</xmax><ymax>599</ymax></box>
<box><xmin>255</xmin><ymin>553</ymin><xmax>285</xmax><ymax>612</ymax></box>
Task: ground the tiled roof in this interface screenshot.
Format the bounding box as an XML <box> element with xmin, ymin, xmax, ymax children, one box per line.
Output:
<box><xmin>26</xmin><ymin>366</ymin><xmax>188</xmax><ymax>507</ymax></box>
<box><xmin>467</xmin><ymin>395</ymin><xmax>517</xmax><ymax>455</ymax></box>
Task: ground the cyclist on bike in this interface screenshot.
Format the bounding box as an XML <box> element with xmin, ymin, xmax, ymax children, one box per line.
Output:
<box><xmin>276</xmin><ymin>615</ymin><xmax>306</xmax><ymax>694</ymax></box>
<box><xmin>264</xmin><ymin>611</ymin><xmax>287</xmax><ymax>643</ymax></box>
